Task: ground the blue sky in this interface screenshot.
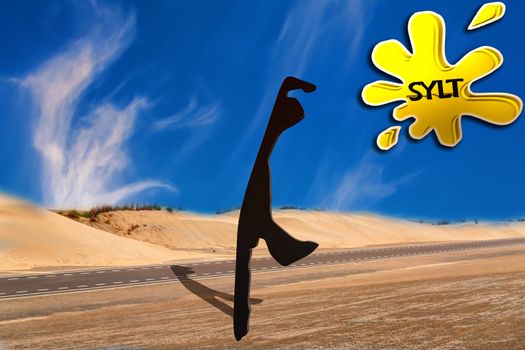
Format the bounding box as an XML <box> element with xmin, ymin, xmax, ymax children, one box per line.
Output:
<box><xmin>0</xmin><ymin>0</ymin><xmax>524</xmax><ymax>220</ymax></box>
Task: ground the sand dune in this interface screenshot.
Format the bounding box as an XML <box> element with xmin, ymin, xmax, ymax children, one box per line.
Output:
<box><xmin>3</xmin><ymin>192</ymin><xmax>525</xmax><ymax>273</ymax></box>
<box><xmin>83</xmin><ymin>207</ymin><xmax>525</xmax><ymax>251</ymax></box>
<box><xmin>0</xmin><ymin>195</ymin><xmax>213</xmax><ymax>273</ymax></box>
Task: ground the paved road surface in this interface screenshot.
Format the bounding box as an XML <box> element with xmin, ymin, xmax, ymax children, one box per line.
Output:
<box><xmin>1</xmin><ymin>238</ymin><xmax>524</xmax><ymax>300</ymax></box>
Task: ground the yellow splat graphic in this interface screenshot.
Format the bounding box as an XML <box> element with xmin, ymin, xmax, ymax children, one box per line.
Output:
<box><xmin>362</xmin><ymin>10</ymin><xmax>522</xmax><ymax>148</ymax></box>
<box><xmin>377</xmin><ymin>126</ymin><xmax>401</xmax><ymax>151</ymax></box>
<box><xmin>468</xmin><ymin>2</ymin><xmax>506</xmax><ymax>30</ymax></box>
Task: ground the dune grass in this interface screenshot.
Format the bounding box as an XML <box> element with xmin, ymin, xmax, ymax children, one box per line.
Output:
<box><xmin>56</xmin><ymin>204</ymin><xmax>182</xmax><ymax>221</ymax></box>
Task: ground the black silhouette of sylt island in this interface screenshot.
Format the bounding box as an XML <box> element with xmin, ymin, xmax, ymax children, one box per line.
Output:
<box><xmin>234</xmin><ymin>76</ymin><xmax>319</xmax><ymax>341</ymax></box>
<box><xmin>170</xmin><ymin>265</ymin><xmax>262</xmax><ymax>317</ymax></box>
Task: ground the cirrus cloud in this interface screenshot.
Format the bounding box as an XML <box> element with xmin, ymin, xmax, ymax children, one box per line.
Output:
<box><xmin>21</xmin><ymin>4</ymin><xmax>174</xmax><ymax>208</ymax></box>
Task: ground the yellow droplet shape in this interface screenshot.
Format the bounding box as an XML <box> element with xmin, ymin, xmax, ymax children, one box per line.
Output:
<box><xmin>468</xmin><ymin>2</ymin><xmax>506</xmax><ymax>30</ymax></box>
<box><xmin>377</xmin><ymin>126</ymin><xmax>401</xmax><ymax>151</ymax></box>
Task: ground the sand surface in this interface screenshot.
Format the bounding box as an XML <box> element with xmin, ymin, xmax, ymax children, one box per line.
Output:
<box><xmin>3</xmin><ymin>193</ymin><xmax>525</xmax><ymax>273</ymax></box>
<box><xmin>83</xmin><ymin>206</ymin><xmax>525</xmax><ymax>251</ymax></box>
<box><xmin>0</xmin><ymin>195</ymin><xmax>218</xmax><ymax>273</ymax></box>
<box><xmin>1</xmin><ymin>245</ymin><xmax>523</xmax><ymax>349</ymax></box>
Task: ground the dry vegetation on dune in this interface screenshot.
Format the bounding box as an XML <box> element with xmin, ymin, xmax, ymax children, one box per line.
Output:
<box><xmin>55</xmin><ymin>204</ymin><xmax>167</xmax><ymax>221</ymax></box>
<box><xmin>68</xmin><ymin>208</ymin><xmax>239</xmax><ymax>251</ymax></box>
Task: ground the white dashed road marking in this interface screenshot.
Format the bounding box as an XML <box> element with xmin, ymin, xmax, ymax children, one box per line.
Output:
<box><xmin>1</xmin><ymin>239</ymin><xmax>523</xmax><ymax>299</ymax></box>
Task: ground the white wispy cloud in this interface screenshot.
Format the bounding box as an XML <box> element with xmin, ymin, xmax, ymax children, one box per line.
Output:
<box><xmin>231</xmin><ymin>0</ymin><xmax>375</xmax><ymax>161</ymax></box>
<box><xmin>273</xmin><ymin>0</ymin><xmax>373</xmax><ymax>73</ymax></box>
<box><xmin>153</xmin><ymin>98</ymin><xmax>220</xmax><ymax>131</ymax></box>
<box><xmin>330</xmin><ymin>161</ymin><xmax>395</xmax><ymax>210</ymax></box>
<box><xmin>21</xmin><ymin>4</ymin><xmax>174</xmax><ymax>208</ymax></box>
<box><xmin>341</xmin><ymin>0</ymin><xmax>370</xmax><ymax>61</ymax></box>
<box><xmin>327</xmin><ymin>157</ymin><xmax>419</xmax><ymax>210</ymax></box>
<box><xmin>152</xmin><ymin>98</ymin><xmax>221</xmax><ymax>166</ymax></box>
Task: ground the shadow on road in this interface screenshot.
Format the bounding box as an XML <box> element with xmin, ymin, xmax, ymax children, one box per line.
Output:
<box><xmin>170</xmin><ymin>265</ymin><xmax>263</xmax><ymax>317</ymax></box>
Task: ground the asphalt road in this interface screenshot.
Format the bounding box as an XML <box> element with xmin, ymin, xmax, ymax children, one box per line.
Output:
<box><xmin>1</xmin><ymin>238</ymin><xmax>524</xmax><ymax>300</ymax></box>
